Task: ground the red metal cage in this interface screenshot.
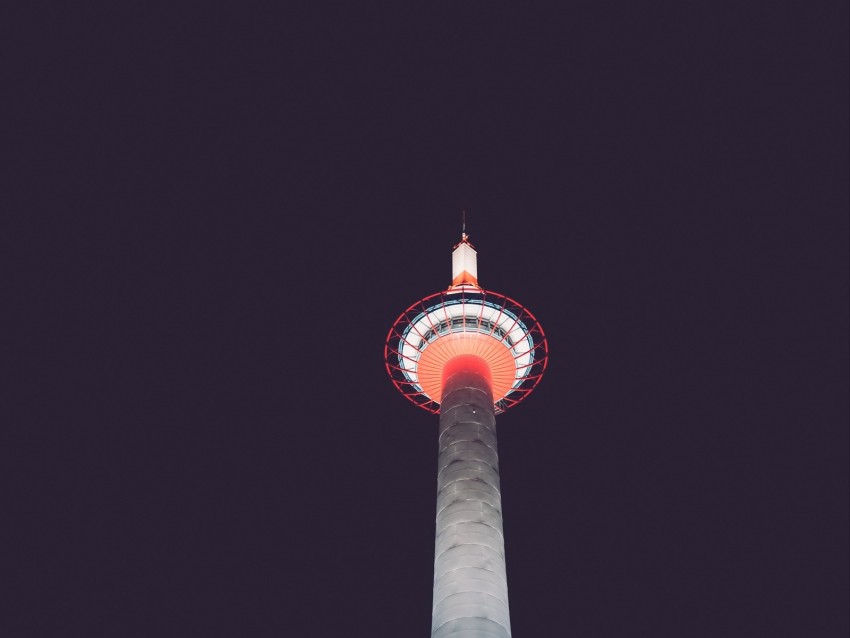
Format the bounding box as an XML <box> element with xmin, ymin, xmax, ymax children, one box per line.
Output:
<box><xmin>384</xmin><ymin>287</ymin><xmax>548</xmax><ymax>414</ymax></box>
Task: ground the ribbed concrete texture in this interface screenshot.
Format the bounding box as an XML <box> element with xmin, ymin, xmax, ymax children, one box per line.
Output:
<box><xmin>432</xmin><ymin>368</ymin><xmax>511</xmax><ymax>638</ymax></box>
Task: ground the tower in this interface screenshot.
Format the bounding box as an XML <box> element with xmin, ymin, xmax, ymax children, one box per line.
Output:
<box><xmin>385</xmin><ymin>229</ymin><xmax>548</xmax><ymax>638</ymax></box>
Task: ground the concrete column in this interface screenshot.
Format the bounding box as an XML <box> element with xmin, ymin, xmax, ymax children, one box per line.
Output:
<box><xmin>432</xmin><ymin>365</ymin><xmax>511</xmax><ymax>638</ymax></box>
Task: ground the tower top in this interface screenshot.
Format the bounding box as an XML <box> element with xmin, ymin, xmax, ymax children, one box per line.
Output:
<box><xmin>385</xmin><ymin>232</ymin><xmax>548</xmax><ymax>414</ymax></box>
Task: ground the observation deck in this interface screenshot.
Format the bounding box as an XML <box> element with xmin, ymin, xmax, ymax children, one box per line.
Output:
<box><xmin>384</xmin><ymin>235</ymin><xmax>547</xmax><ymax>413</ymax></box>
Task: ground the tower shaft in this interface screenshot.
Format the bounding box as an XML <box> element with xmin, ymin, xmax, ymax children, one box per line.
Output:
<box><xmin>432</xmin><ymin>368</ymin><xmax>511</xmax><ymax>638</ymax></box>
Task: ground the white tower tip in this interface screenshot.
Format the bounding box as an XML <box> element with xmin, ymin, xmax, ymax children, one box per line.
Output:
<box><xmin>451</xmin><ymin>235</ymin><xmax>479</xmax><ymax>288</ymax></box>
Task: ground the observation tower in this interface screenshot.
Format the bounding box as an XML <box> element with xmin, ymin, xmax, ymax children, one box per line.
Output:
<box><xmin>385</xmin><ymin>227</ymin><xmax>548</xmax><ymax>638</ymax></box>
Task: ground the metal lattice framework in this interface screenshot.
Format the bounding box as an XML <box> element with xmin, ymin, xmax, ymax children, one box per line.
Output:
<box><xmin>384</xmin><ymin>286</ymin><xmax>548</xmax><ymax>414</ymax></box>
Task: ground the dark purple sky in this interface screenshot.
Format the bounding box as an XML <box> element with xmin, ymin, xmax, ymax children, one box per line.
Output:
<box><xmin>7</xmin><ymin>3</ymin><xmax>848</xmax><ymax>637</ymax></box>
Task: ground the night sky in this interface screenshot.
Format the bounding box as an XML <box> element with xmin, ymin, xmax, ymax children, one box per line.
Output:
<box><xmin>8</xmin><ymin>3</ymin><xmax>849</xmax><ymax>637</ymax></box>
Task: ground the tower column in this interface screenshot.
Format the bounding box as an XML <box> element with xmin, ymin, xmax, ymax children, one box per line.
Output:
<box><xmin>432</xmin><ymin>365</ymin><xmax>512</xmax><ymax>638</ymax></box>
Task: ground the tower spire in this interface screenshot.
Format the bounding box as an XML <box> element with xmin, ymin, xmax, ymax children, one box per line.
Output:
<box><xmin>451</xmin><ymin>210</ymin><xmax>478</xmax><ymax>288</ymax></box>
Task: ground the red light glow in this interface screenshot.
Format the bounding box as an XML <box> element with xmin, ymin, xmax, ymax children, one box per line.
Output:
<box><xmin>419</xmin><ymin>334</ymin><xmax>513</xmax><ymax>403</ymax></box>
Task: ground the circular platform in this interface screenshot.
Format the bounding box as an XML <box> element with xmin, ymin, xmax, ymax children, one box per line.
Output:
<box><xmin>385</xmin><ymin>287</ymin><xmax>548</xmax><ymax>414</ymax></box>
